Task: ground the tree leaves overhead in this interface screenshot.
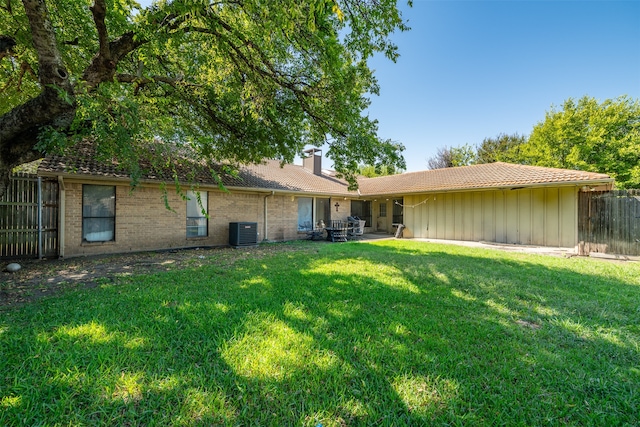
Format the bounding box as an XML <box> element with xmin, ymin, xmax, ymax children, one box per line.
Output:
<box><xmin>0</xmin><ymin>0</ymin><xmax>409</xmax><ymax>195</ymax></box>
<box><xmin>426</xmin><ymin>144</ymin><xmax>476</xmax><ymax>170</ymax></box>
<box><xmin>526</xmin><ymin>96</ymin><xmax>640</xmax><ymax>188</ymax></box>
<box><xmin>476</xmin><ymin>133</ymin><xmax>527</xmax><ymax>165</ymax></box>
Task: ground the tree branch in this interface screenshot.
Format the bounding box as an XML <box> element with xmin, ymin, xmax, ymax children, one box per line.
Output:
<box><xmin>115</xmin><ymin>73</ymin><xmax>195</xmax><ymax>88</ymax></box>
<box><xmin>89</xmin><ymin>0</ymin><xmax>111</xmax><ymax>59</ymax></box>
<box><xmin>0</xmin><ymin>0</ymin><xmax>76</xmax><ymax>197</ymax></box>
<box><xmin>22</xmin><ymin>0</ymin><xmax>72</xmax><ymax>87</ymax></box>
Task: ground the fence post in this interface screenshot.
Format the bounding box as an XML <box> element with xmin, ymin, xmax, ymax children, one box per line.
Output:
<box><xmin>38</xmin><ymin>176</ymin><xmax>43</xmax><ymax>260</ymax></box>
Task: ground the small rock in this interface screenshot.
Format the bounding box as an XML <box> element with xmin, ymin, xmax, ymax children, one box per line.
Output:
<box><xmin>5</xmin><ymin>263</ymin><xmax>21</xmax><ymax>273</ymax></box>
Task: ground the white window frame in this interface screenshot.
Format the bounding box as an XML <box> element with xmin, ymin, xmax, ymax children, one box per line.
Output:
<box><xmin>186</xmin><ymin>191</ymin><xmax>208</xmax><ymax>237</ymax></box>
<box><xmin>297</xmin><ymin>197</ymin><xmax>330</xmax><ymax>231</ymax></box>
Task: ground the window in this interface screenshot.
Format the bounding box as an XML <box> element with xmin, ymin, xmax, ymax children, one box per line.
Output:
<box><xmin>297</xmin><ymin>197</ymin><xmax>313</xmax><ymax>231</ymax></box>
<box><xmin>83</xmin><ymin>185</ymin><xmax>115</xmax><ymax>242</ymax></box>
<box><xmin>298</xmin><ymin>197</ymin><xmax>330</xmax><ymax>231</ymax></box>
<box><xmin>393</xmin><ymin>198</ymin><xmax>404</xmax><ymax>224</ymax></box>
<box><xmin>379</xmin><ymin>202</ymin><xmax>387</xmax><ymax>217</ymax></box>
<box><xmin>315</xmin><ymin>198</ymin><xmax>330</xmax><ymax>228</ymax></box>
<box><xmin>187</xmin><ymin>191</ymin><xmax>208</xmax><ymax>237</ymax></box>
<box><xmin>350</xmin><ymin>200</ymin><xmax>372</xmax><ymax>227</ymax></box>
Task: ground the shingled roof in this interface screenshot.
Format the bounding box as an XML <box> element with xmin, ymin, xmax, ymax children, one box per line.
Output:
<box><xmin>37</xmin><ymin>144</ymin><xmax>355</xmax><ymax>196</ymax></box>
<box><xmin>357</xmin><ymin>162</ymin><xmax>613</xmax><ymax>196</ymax></box>
<box><xmin>38</xmin><ymin>146</ymin><xmax>613</xmax><ymax>197</ymax></box>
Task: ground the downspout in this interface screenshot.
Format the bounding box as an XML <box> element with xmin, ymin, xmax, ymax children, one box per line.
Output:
<box><xmin>263</xmin><ymin>191</ymin><xmax>274</xmax><ymax>241</ymax></box>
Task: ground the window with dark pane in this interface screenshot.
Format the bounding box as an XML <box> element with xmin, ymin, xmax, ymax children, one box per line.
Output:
<box><xmin>393</xmin><ymin>198</ymin><xmax>404</xmax><ymax>224</ymax></box>
<box><xmin>350</xmin><ymin>200</ymin><xmax>372</xmax><ymax>227</ymax></box>
<box><xmin>82</xmin><ymin>185</ymin><xmax>115</xmax><ymax>242</ymax></box>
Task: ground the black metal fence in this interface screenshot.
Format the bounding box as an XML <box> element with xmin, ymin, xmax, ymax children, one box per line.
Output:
<box><xmin>578</xmin><ymin>189</ymin><xmax>640</xmax><ymax>256</ymax></box>
<box><xmin>0</xmin><ymin>173</ymin><xmax>59</xmax><ymax>259</ymax></box>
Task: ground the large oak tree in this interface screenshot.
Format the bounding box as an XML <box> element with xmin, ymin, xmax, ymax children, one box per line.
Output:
<box><xmin>0</xmin><ymin>0</ymin><xmax>409</xmax><ymax>196</ymax></box>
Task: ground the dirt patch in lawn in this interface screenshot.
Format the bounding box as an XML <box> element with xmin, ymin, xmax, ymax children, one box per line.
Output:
<box><xmin>1</xmin><ymin>243</ymin><xmax>316</xmax><ymax>310</ymax></box>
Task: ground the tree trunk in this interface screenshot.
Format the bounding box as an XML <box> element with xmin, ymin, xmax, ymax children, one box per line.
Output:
<box><xmin>0</xmin><ymin>0</ymin><xmax>76</xmax><ymax>197</ymax></box>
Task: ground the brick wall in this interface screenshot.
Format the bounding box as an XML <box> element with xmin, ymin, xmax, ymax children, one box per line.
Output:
<box><xmin>63</xmin><ymin>182</ymin><xmax>350</xmax><ymax>257</ymax></box>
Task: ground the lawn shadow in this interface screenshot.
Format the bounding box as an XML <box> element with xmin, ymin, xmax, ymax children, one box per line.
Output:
<box><xmin>1</xmin><ymin>239</ymin><xmax>639</xmax><ymax>425</ymax></box>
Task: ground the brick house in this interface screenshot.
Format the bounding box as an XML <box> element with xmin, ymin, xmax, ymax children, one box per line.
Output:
<box><xmin>36</xmin><ymin>147</ymin><xmax>613</xmax><ymax>258</ymax></box>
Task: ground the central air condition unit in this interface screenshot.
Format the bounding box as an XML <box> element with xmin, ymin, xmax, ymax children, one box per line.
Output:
<box><xmin>229</xmin><ymin>222</ymin><xmax>258</xmax><ymax>247</ymax></box>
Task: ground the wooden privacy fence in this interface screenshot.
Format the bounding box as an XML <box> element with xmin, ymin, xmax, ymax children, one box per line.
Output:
<box><xmin>0</xmin><ymin>173</ymin><xmax>59</xmax><ymax>259</ymax></box>
<box><xmin>578</xmin><ymin>189</ymin><xmax>640</xmax><ymax>256</ymax></box>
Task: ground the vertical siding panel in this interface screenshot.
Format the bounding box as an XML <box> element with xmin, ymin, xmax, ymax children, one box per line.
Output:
<box><xmin>424</xmin><ymin>195</ymin><xmax>431</xmax><ymax>238</ymax></box>
<box><xmin>505</xmin><ymin>191</ymin><xmax>519</xmax><ymax>244</ymax></box>
<box><xmin>546</xmin><ymin>188</ymin><xmax>560</xmax><ymax>247</ymax></box>
<box><xmin>404</xmin><ymin>195</ymin><xmax>414</xmax><ymax>237</ymax></box>
<box><xmin>531</xmin><ymin>189</ymin><xmax>546</xmax><ymax>246</ymax></box>
<box><xmin>454</xmin><ymin>193</ymin><xmax>463</xmax><ymax>240</ymax></box>
<box><xmin>519</xmin><ymin>189</ymin><xmax>532</xmax><ymax>245</ymax></box>
<box><xmin>482</xmin><ymin>191</ymin><xmax>495</xmax><ymax>242</ymax></box>
<box><xmin>558</xmin><ymin>187</ymin><xmax>576</xmax><ymax>247</ymax></box>
<box><xmin>428</xmin><ymin>194</ymin><xmax>436</xmax><ymax>238</ymax></box>
<box><xmin>407</xmin><ymin>195</ymin><xmax>418</xmax><ymax>238</ymax></box>
<box><xmin>494</xmin><ymin>190</ymin><xmax>505</xmax><ymax>243</ymax></box>
<box><xmin>444</xmin><ymin>193</ymin><xmax>454</xmax><ymax>240</ymax></box>
<box><xmin>473</xmin><ymin>192</ymin><xmax>483</xmax><ymax>242</ymax></box>
<box><xmin>422</xmin><ymin>195</ymin><xmax>430</xmax><ymax>238</ymax></box>
<box><xmin>435</xmin><ymin>194</ymin><xmax>444</xmax><ymax>239</ymax></box>
<box><xmin>416</xmin><ymin>195</ymin><xmax>424</xmax><ymax>238</ymax></box>
<box><xmin>420</xmin><ymin>195</ymin><xmax>427</xmax><ymax>238</ymax></box>
<box><xmin>460</xmin><ymin>193</ymin><xmax>471</xmax><ymax>241</ymax></box>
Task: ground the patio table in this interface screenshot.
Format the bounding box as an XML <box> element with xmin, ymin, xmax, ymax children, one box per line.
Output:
<box><xmin>324</xmin><ymin>226</ymin><xmax>351</xmax><ymax>242</ymax></box>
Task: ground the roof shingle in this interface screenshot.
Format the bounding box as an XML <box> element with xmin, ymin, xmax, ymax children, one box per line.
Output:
<box><xmin>357</xmin><ymin>162</ymin><xmax>613</xmax><ymax>196</ymax></box>
<box><xmin>38</xmin><ymin>147</ymin><xmax>355</xmax><ymax>196</ymax></box>
<box><xmin>38</xmin><ymin>146</ymin><xmax>613</xmax><ymax>197</ymax></box>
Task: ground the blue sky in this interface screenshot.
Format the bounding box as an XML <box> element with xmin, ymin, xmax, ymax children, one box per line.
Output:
<box><xmin>365</xmin><ymin>0</ymin><xmax>640</xmax><ymax>172</ymax></box>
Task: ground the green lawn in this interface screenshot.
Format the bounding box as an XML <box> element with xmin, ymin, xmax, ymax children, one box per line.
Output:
<box><xmin>1</xmin><ymin>240</ymin><xmax>639</xmax><ymax>426</ymax></box>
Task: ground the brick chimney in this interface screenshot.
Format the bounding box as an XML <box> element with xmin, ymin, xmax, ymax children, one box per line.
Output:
<box><xmin>303</xmin><ymin>148</ymin><xmax>322</xmax><ymax>176</ymax></box>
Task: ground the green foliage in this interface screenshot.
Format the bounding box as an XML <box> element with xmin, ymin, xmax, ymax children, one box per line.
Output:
<box><xmin>428</xmin><ymin>96</ymin><xmax>639</xmax><ymax>188</ymax></box>
<box><xmin>0</xmin><ymin>0</ymin><xmax>409</xmax><ymax>188</ymax></box>
<box><xmin>358</xmin><ymin>162</ymin><xmax>402</xmax><ymax>177</ymax></box>
<box><xmin>426</xmin><ymin>144</ymin><xmax>476</xmax><ymax>169</ymax></box>
<box><xmin>449</xmin><ymin>143</ymin><xmax>476</xmax><ymax>166</ymax></box>
<box><xmin>526</xmin><ymin>96</ymin><xmax>640</xmax><ymax>188</ymax></box>
<box><xmin>476</xmin><ymin>133</ymin><xmax>528</xmax><ymax>164</ymax></box>
<box><xmin>1</xmin><ymin>240</ymin><xmax>639</xmax><ymax>425</ymax></box>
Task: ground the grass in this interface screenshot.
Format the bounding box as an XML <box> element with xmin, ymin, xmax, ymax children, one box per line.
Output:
<box><xmin>1</xmin><ymin>240</ymin><xmax>639</xmax><ymax>426</ymax></box>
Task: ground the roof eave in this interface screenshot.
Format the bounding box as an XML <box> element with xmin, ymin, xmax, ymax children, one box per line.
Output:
<box><xmin>358</xmin><ymin>178</ymin><xmax>615</xmax><ymax>198</ymax></box>
<box><xmin>38</xmin><ymin>170</ymin><xmax>358</xmax><ymax>197</ymax></box>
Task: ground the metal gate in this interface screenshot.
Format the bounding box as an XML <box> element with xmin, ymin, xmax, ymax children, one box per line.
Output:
<box><xmin>0</xmin><ymin>173</ymin><xmax>59</xmax><ymax>258</ymax></box>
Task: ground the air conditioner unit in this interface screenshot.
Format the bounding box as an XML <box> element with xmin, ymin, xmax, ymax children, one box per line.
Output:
<box><xmin>229</xmin><ymin>222</ymin><xmax>258</xmax><ymax>247</ymax></box>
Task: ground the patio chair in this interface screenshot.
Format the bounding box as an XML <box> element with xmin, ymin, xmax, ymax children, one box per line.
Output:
<box><xmin>306</xmin><ymin>228</ymin><xmax>324</xmax><ymax>240</ymax></box>
<box><xmin>348</xmin><ymin>219</ymin><xmax>365</xmax><ymax>239</ymax></box>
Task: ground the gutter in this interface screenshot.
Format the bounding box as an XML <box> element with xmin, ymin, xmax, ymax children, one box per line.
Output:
<box><xmin>359</xmin><ymin>179</ymin><xmax>615</xmax><ymax>199</ymax></box>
